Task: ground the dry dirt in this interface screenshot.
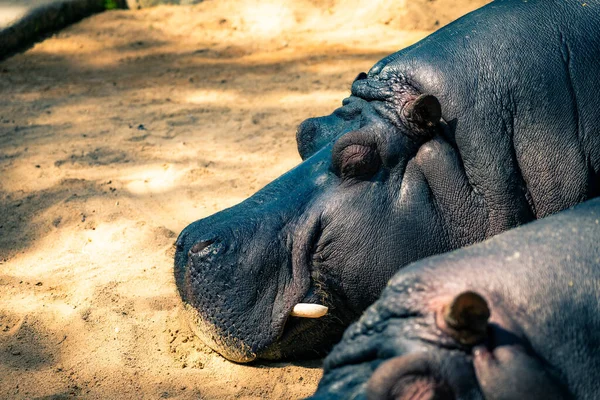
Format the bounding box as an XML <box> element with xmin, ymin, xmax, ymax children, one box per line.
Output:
<box><xmin>0</xmin><ymin>0</ymin><xmax>488</xmax><ymax>398</ymax></box>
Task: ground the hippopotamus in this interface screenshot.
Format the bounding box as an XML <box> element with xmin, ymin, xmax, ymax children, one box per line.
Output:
<box><xmin>174</xmin><ymin>0</ymin><xmax>600</xmax><ymax>362</ymax></box>
<box><xmin>310</xmin><ymin>198</ymin><xmax>600</xmax><ymax>399</ymax></box>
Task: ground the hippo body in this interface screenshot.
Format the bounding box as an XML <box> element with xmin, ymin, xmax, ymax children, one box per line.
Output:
<box><xmin>175</xmin><ymin>0</ymin><xmax>600</xmax><ymax>362</ymax></box>
<box><xmin>310</xmin><ymin>198</ymin><xmax>600</xmax><ymax>399</ymax></box>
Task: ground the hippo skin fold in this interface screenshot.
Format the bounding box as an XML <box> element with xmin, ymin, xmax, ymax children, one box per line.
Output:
<box><xmin>174</xmin><ymin>0</ymin><xmax>600</xmax><ymax>363</ymax></box>
<box><xmin>310</xmin><ymin>198</ymin><xmax>600</xmax><ymax>400</ymax></box>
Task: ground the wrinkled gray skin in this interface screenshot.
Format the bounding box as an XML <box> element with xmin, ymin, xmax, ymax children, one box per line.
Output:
<box><xmin>310</xmin><ymin>198</ymin><xmax>600</xmax><ymax>400</ymax></box>
<box><xmin>174</xmin><ymin>0</ymin><xmax>600</xmax><ymax>362</ymax></box>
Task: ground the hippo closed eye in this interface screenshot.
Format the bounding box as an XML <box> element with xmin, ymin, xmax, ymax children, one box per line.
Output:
<box><xmin>174</xmin><ymin>0</ymin><xmax>600</xmax><ymax>362</ymax></box>
<box><xmin>311</xmin><ymin>198</ymin><xmax>600</xmax><ymax>399</ymax></box>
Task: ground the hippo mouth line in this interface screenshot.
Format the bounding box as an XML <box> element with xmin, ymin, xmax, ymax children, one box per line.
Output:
<box><xmin>256</xmin><ymin>283</ymin><xmax>337</xmax><ymax>360</ymax></box>
<box><xmin>254</xmin><ymin>220</ymin><xmax>343</xmax><ymax>360</ymax></box>
<box><xmin>288</xmin><ymin>228</ymin><xmax>330</xmax><ymax>317</ymax></box>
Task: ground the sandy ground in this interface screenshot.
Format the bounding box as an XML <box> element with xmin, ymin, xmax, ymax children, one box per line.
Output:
<box><xmin>0</xmin><ymin>0</ymin><xmax>487</xmax><ymax>398</ymax></box>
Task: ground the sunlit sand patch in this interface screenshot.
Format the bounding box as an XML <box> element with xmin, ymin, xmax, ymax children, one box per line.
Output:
<box><xmin>184</xmin><ymin>89</ymin><xmax>348</xmax><ymax>108</ymax></box>
<box><xmin>1</xmin><ymin>295</ymin><xmax>46</xmax><ymax>314</ymax></box>
<box><xmin>0</xmin><ymin>4</ymin><xmax>28</xmax><ymax>26</ymax></box>
<box><xmin>238</xmin><ymin>1</ymin><xmax>295</xmax><ymax>38</ymax></box>
<box><xmin>184</xmin><ymin>89</ymin><xmax>240</xmax><ymax>106</ymax></box>
<box><xmin>277</xmin><ymin>91</ymin><xmax>347</xmax><ymax>106</ymax></box>
<box><xmin>27</xmin><ymin>33</ymin><xmax>106</xmax><ymax>56</ymax></box>
<box><xmin>309</xmin><ymin>29</ymin><xmax>432</xmax><ymax>49</ymax></box>
<box><xmin>2</xmin><ymin>297</ymin><xmax>76</xmax><ymax>318</ymax></box>
<box><xmin>124</xmin><ymin>163</ymin><xmax>183</xmax><ymax>195</ymax></box>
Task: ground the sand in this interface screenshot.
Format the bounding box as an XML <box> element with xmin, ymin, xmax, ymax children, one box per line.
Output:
<box><xmin>0</xmin><ymin>0</ymin><xmax>488</xmax><ymax>398</ymax></box>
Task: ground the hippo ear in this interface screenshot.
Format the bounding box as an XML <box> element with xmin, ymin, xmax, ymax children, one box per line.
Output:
<box><xmin>402</xmin><ymin>94</ymin><xmax>442</xmax><ymax>135</ymax></box>
<box><xmin>366</xmin><ymin>353</ymin><xmax>454</xmax><ymax>400</ymax></box>
<box><xmin>436</xmin><ymin>291</ymin><xmax>490</xmax><ymax>345</ymax></box>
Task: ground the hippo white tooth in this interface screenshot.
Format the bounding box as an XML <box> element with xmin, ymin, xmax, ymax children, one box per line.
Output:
<box><xmin>290</xmin><ymin>303</ymin><xmax>328</xmax><ymax>318</ymax></box>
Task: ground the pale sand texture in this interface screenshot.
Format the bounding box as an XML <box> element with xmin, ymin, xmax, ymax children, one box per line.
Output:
<box><xmin>0</xmin><ymin>0</ymin><xmax>487</xmax><ymax>398</ymax></box>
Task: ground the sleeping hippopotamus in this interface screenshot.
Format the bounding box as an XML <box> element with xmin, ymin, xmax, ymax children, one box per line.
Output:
<box><xmin>310</xmin><ymin>198</ymin><xmax>600</xmax><ymax>399</ymax></box>
<box><xmin>174</xmin><ymin>0</ymin><xmax>600</xmax><ymax>362</ymax></box>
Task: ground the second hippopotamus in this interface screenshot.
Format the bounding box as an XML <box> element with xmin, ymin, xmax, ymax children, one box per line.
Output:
<box><xmin>312</xmin><ymin>198</ymin><xmax>600</xmax><ymax>399</ymax></box>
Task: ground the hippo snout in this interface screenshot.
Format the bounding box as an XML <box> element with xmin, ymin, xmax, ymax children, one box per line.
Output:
<box><xmin>177</xmin><ymin>222</ymin><xmax>293</xmax><ymax>361</ymax></box>
<box><xmin>177</xmin><ymin>218</ymin><xmax>338</xmax><ymax>362</ymax></box>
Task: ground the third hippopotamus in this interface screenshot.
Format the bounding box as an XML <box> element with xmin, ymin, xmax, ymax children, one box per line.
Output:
<box><xmin>174</xmin><ymin>0</ymin><xmax>600</xmax><ymax>362</ymax></box>
<box><xmin>310</xmin><ymin>198</ymin><xmax>600</xmax><ymax>399</ymax></box>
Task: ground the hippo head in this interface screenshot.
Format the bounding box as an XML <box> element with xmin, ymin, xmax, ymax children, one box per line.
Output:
<box><xmin>173</xmin><ymin>63</ymin><xmax>541</xmax><ymax>363</ymax></box>
<box><xmin>312</xmin><ymin>287</ymin><xmax>569</xmax><ymax>400</ymax></box>
<box><xmin>172</xmin><ymin>0</ymin><xmax>600</xmax><ymax>365</ymax></box>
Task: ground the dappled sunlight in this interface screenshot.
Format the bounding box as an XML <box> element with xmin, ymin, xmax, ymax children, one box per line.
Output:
<box><xmin>27</xmin><ymin>33</ymin><xmax>106</xmax><ymax>57</ymax></box>
<box><xmin>184</xmin><ymin>88</ymin><xmax>348</xmax><ymax>108</ymax></box>
<box><xmin>0</xmin><ymin>3</ymin><xmax>27</xmax><ymax>26</ymax></box>
<box><xmin>2</xmin><ymin>296</ymin><xmax>76</xmax><ymax>319</ymax></box>
<box><xmin>277</xmin><ymin>91</ymin><xmax>347</xmax><ymax>106</ymax></box>
<box><xmin>1</xmin><ymin>294</ymin><xmax>47</xmax><ymax>315</ymax></box>
<box><xmin>81</xmin><ymin>221</ymin><xmax>133</xmax><ymax>253</ymax></box>
<box><xmin>0</xmin><ymin>3</ymin><xmax>384</xmax><ymax>394</ymax></box>
<box><xmin>123</xmin><ymin>163</ymin><xmax>183</xmax><ymax>195</ymax></box>
<box><xmin>312</xmin><ymin>28</ymin><xmax>431</xmax><ymax>50</ymax></box>
<box><xmin>184</xmin><ymin>89</ymin><xmax>241</xmax><ymax>106</ymax></box>
<box><xmin>12</xmin><ymin>0</ymin><xmax>436</xmax><ymax>72</ymax></box>
<box><xmin>239</xmin><ymin>1</ymin><xmax>295</xmax><ymax>38</ymax></box>
<box><xmin>1</xmin><ymin>213</ymin><xmax>178</xmax><ymax>328</ymax></box>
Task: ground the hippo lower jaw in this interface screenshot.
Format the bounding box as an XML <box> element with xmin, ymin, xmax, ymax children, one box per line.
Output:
<box><xmin>182</xmin><ymin>303</ymin><xmax>258</xmax><ymax>363</ymax></box>
<box><xmin>181</xmin><ymin>299</ymin><xmax>332</xmax><ymax>363</ymax></box>
<box><xmin>180</xmin><ymin>293</ymin><xmax>322</xmax><ymax>363</ymax></box>
<box><xmin>178</xmin><ymin>247</ymin><xmax>354</xmax><ymax>363</ymax></box>
<box><xmin>179</xmin><ymin>242</ymin><xmax>337</xmax><ymax>363</ymax></box>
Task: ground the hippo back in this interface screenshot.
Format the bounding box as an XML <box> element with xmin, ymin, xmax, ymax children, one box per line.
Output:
<box><xmin>368</xmin><ymin>0</ymin><xmax>600</xmax><ymax>224</ymax></box>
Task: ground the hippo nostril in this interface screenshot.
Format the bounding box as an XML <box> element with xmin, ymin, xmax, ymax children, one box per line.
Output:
<box><xmin>297</xmin><ymin>119</ymin><xmax>320</xmax><ymax>159</ymax></box>
<box><xmin>190</xmin><ymin>239</ymin><xmax>215</xmax><ymax>254</ymax></box>
<box><xmin>353</xmin><ymin>72</ymin><xmax>367</xmax><ymax>82</ymax></box>
<box><xmin>297</xmin><ymin>119</ymin><xmax>318</xmax><ymax>140</ymax></box>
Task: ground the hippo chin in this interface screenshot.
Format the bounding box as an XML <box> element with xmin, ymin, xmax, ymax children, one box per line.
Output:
<box><xmin>310</xmin><ymin>198</ymin><xmax>600</xmax><ymax>400</ymax></box>
<box><xmin>174</xmin><ymin>0</ymin><xmax>600</xmax><ymax>363</ymax></box>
